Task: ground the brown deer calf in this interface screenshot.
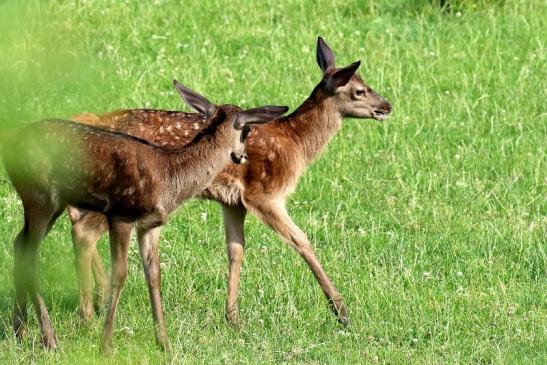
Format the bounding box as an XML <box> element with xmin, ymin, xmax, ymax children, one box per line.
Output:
<box><xmin>3</xmin><ymin>81</ymin><xmax>287</xmax><ymax>353</ymax></box>
<box><xmin>68</xmin><ymin>37</ymin><xmax>392</xmax><ymax>328</ymax></box>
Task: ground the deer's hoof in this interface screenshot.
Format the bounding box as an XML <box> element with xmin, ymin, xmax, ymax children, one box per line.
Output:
<box><xmin>79</xmin><ymin>305</ymin><xmax>94</xmax><ymax>325</ymax></box>
<box><xmin>338</xmin><ymin>314</ymin><xmax>350</xmax><ymax>326</ymax></box>
<box><xmin>101</xmin><ymin>334</ymin><xmax>114</xmax><ymax>356</ymax></box>
<box><xmin>225</xmin><ymin>311</ymin><xmax>241</xmax><ymax>329</ymax></box>
<box><xmin>42</xmin><ymin>334</ymin><xmax>58</xmax><ymax>350</ymax></box>
<box><xmin>331</xmin><ymin>299</ymin><xmax>349</xmax><ymax>326</ymax></box>
<box><xmin>155</xmin><ymin>332</ymin><xmax>171</xmax><ymax>352</ymax></box>
<box><xmin>13</xmin><ymin>323</ymin><xmax>26</xmax><ymax>342</ymax></box>
<box><xmin>157</xmin><ymin>339</ymin><xmax>171</xmax><ymax>353</ymax></box>
<box><xmin>338</xmin><ymin>304</ymin><xmax>349</xmax><ymax>326</ymax></box>
<box><xmin>101</xmin><ymin>342</ymin><xmax>114</xmax><ymax>357</ymax></box>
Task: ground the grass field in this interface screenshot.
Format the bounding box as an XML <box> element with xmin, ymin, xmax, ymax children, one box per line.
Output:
<box><xmin>0</xmin><ymin>0</ymin><xmax>545</xmax><ymax>363</ymax></box>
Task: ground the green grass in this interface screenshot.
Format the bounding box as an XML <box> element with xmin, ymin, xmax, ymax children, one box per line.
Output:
<box><xmin>0</xmin><ymin>0</ymin><xmax>545</xmax><ymax>363</ymax></box>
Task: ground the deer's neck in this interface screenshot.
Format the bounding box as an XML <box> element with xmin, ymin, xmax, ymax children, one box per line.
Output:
<box><xmin>281</xmin><ymin>95</ymin><xmax>342</xmax><ymax>163</ymax></box>
<box><xmin>162</xmin><ymin>124</ymin><xmax>233</xmax><ymax>209</ymax></box>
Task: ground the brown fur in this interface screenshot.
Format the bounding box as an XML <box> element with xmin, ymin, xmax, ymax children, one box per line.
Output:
<box><xmin>69</xmin><ymin>37</ymin><xmax>392</xmax><ymax>328</ymax></box>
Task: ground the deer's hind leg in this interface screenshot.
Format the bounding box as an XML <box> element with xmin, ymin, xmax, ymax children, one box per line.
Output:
<box><xmin>222</xmin><ymin>203</ymin><xmax>247</xmax><ymax>327</ymax></box>
<box><xmin>13</xmin><ymin>196</ymin><xmax>64</xmax><ymax>349</ymax></box>
<box><xmin>69</xmin><ymin>209</ymin><xmax>109</xmax><ymax>322</ymax></box>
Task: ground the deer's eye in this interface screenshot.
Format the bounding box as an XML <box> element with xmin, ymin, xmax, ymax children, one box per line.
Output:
<box><xmin>355</xmin><ymin>89</ymin><xmax>366</xmax><ymax>97</ymax></box>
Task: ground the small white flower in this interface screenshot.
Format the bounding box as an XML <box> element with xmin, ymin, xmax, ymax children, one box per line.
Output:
<box><xmin>123</xmin><ymin>326</ymin><xmax>134</xmax><ymax>336</ymax></box>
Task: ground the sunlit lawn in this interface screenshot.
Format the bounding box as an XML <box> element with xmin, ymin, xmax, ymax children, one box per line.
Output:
<box><xmin>0</xmin><ymin>0</ymin><xmax>545</xmax><ymax>363</ymax></box>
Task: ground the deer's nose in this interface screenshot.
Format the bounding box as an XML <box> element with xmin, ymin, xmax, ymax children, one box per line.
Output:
<box><xmin>374</xmin><ymin>101</ymin><xmax>392</xmax><ymax>115</ymax></box>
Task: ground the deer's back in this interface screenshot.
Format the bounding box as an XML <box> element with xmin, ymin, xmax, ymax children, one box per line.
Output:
<box><xmin>79</xmin><ymin>109</ymin><xmax>208</xmax><ymax>148</ymax></box>
<box><xmin>73</xmin><ymin>110</ymin><xmax>305</xmax><ymax>207</ymax></box>
<box><xmin>6</xmin><ymin>120</ymin><xmax>169</xmax><ymax>215</ymax></box>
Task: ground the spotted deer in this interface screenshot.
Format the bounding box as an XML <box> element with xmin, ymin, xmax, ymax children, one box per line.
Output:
<box><xmin>70</xmin><ymin>36</ymin><xmax>391</xmax><ymax>327</ymax></box>
<box><xmin>3</xmin><ymin>82</ymin><xmax>288</xmax><ymax>354</ymax></box>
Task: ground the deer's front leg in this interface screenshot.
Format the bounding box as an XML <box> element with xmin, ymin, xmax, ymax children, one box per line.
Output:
<box><xmin>221</xmin><ymin>204</ymin><xmax>247</xmax><ymax>327</ymax></box>
<box><xmin>136</xmin><ymin>225</ymin><xmax>170</xmax><ymax>352</ymax></box>
<box><xmin>101</xmin><ymin>217</ymin><xmax>132</xmax><ymax>356</ymax></box>
<box><xmin>247</xmin><ymin>199</ymin><xmax>348</xmax><ymax>325</ymax></box>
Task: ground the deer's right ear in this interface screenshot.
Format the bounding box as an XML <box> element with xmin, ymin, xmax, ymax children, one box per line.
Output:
<box><xmin>325</xmin><ymin>61</ymin><xmax>361</xmax><ymax>94</ymax></box>
<box><xmin>233</xmin><ymin>105</ymin><xmax>289</xmax><ymax>130</ymax></box>
<box><xmin>173</xmin><ymin>80</ymin><xmax>216</xmax><ymax>117</ymax></box>
<box><xmin>316</xmin><ymin>36</ymin><xmax>336</xmax><ymax>74</ymax></box>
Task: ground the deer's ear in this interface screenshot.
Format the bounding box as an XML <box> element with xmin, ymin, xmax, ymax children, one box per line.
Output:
<box><xmin>233</xmin><ymin>105</ymin><xmax>289</xmax><ymax>130</ymax></box>
<box><xmin>325</xmin><ymin>61</ymin><xmax>361</xmax><ymax>94</ymax></box>
<box><xmin>173</xmin><ymin>80</ymin><xmax>216</xmax><ymax>117</ymax></box>
<box><xmin>316</xmin><ymin>36</ymin><xmax>336</xmax><ymax>74</ymax></box>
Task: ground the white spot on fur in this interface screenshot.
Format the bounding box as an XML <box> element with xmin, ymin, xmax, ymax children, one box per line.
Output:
<box><xmin>176</xmin><ymin>123</ymin><xmax>181</xmax><ymax>129</ymax></box>
<box><xmin>122</xmin><ymin>187</ymin><xmax>135</xmax><ymax>195</ymax></box>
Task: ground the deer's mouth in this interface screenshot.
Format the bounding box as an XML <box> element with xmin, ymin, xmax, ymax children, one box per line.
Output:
<box><xmin>372</xmin><ymin>109</ymin><xmax>391</xmax><ymax>121</ymax></box>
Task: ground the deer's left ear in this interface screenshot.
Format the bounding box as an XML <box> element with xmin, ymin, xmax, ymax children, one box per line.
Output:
<box><xmin>316</xmin><ymin>36</ymin><xmax>336</xmax><ymax>74</ymax></box>
<box><xmin>325</xmin><ymin>61</ymin><xmax>361</xmax><ymax>94</ymax></box>
<box><xmin>173</xmin><ymin>80</ymin><xmax>217</xmax><ymax>117</ymax></box>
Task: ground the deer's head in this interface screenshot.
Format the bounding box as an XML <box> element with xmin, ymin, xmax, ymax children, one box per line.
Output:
<box><xmin>173</xmin><ymin>80</ymin><xmax>288</xmax><ymax>164</ymax></box>
<box><xmin>316</xmin><ymin>37</ymin><xmax>391</xmax><ymax>121</ymax></box>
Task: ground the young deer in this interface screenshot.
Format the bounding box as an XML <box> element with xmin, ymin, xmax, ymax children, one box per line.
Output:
<box><xmin>67</xmin><ymin>98</ymin><xmax>227</xmax><ymax>322</ymax></box>
<box><xmin>70</xmin><ymin>37</ymin><xmax>391</xmax><ymax>327</ymax></box>
<box><xmin>3</xmin><ymin>82</ymin><xmax>288</xmax><ymax>353</ymax></box>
